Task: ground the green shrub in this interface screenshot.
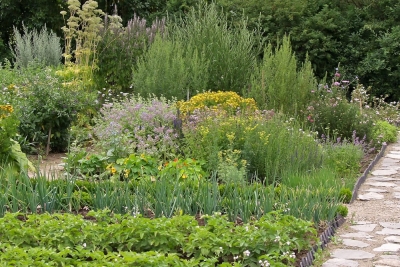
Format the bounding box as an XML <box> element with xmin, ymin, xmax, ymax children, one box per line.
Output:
<box><xmin>339</xmin><ymin>188</ymin><xmax>352</xmax><ymax>204</ymax></box>
<box><xmin>15</xmin><ymin>67</ymin><xmax>85</xmax><ymax>154</ymax></box>
<box><xmin>94</xmin><ymin>15</ymin><xmax>166</xmax><ymax>93</ymax></box>
<box><xmin>372</xmin><ymin>120</ymin><xmax>398</xmax><ymax>145</ymax></box>
<box><xmin>247</xmin><ymin>35</ymin><xmax>316</xmax><ymax>117</ymax></box>
<box><xmin>133</xmin><ymin>1</ymin><xmax>259</xmax><ymax>98</ymax></box>
<box><xmin>133</xmin><ymin>35</ymin><xmax>209</xmax><ymax>100</ymax></box>
<box><xmin>307</xmin><ymin>82</ymin><xmax>373</xmax><ymax>142</ymax></box>
<box><xmin>336</xmin><ymin>204</ymin><xmax>349</xmax><ymax>217</ymax></box>
<box><xmin>182</xmin><ymin>105</ymin><xmax>323</xmax><ymax>182</ymax></box>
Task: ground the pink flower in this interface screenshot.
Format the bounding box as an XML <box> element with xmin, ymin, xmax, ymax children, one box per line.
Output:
<box><xmin>342</xmin><ymin>80</ymin><xmax>350</xmax><ymax>83</ymax></box>
<box><xmin>335</xmin><ymin>72</ymin><xmax>340</xmax><ymax>77</ymax></box>
<box><xmin>333</xmin><ymin>82</ymin><xmax>340</xmax><ymax>86</ymax></box>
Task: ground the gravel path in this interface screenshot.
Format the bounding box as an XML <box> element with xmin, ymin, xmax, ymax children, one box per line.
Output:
<box><xmin>321</xmin><ymin>139</ymin><xmax>400</xmax><ymax>267</ymax></box>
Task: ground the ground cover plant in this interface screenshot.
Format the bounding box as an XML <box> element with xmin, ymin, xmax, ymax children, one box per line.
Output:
<box><xmin>0</xmin><ymin>0</ymin><xmax>399</xmax><ymax>266</ymax></box>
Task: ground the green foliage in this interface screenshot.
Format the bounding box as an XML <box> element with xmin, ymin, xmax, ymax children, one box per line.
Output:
<box><xmin>0</xmin><ymin>105</ymin><xmax>18</xmax><ymax>158</ymax></box>
<box><xmin>182</xmin><ymin>107</ymin><xmax>323</xmax><ymax>182</ymax></box>
<box><xmin>15</xmin><ymin>67</ymin><xmax>85</xmax><ymax>153</ymax></box>
<box><xmin>94</xmin><ymin>15</ymin><xmax>166</xmax><ymax>93</ymax></box>
<box><xmin>160</xmin><ymin>157</ymin><xmax>207</xmax><ymax>181</ymax></box>
<box><xmin>371</xmin><ymin>120</ymin><xmax>398</xmax><ymax>146</ymax></box>
<box><xmin>247</xmin><ymin>36</ymin><xmax>316</xmax><ymax>117</ymax></box>
<box><xmin>111</xmin><ymin>153</ymin><xmax>159</xmax><ymax>181</ymax></box>
<box><xmin>0</xmin><ymin>211</ymin><xmax>317</xmax><ymax>266</ymax></box>
<box><xmin>171</xmin><ymin>1</ymin><xmax>260</xmax><ymax>94</ymax></box>
<box><xmin>336</xmin><ymin>204</ymin><xmax>349</xmax><ymax>217</ymax></box>
<box><xmin>133</xmin><ymin>35</ymin><xmax>209</xmax><ymax>100</ymax></box>
<box><xmin>339</xmin><ymin>188</ymin><xmax>352</xmax><ymax>204</ymax></box>
<box><xmin>133</xmin><ymin>1</ymin><xmax>259</xmax><ymax>98</ymax></box>
<box><xmin>322</xmin><ymin>140</ymin><xmax>364</xmax><ymax>185</ymax></box>
<box><xmin>307</xmin><ymin>81</ymin><xmax>373</xmax><ymax>141</ymax></box>
<box><xmin>10</xmin><ymin>24</ymin><xmax>62</xmax><ymax>68</ymax></box>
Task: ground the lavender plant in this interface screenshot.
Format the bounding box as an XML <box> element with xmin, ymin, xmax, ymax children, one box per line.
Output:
<box><xmin>93</xmin><ymin>95</ymin><xmax>180</xmax><ymax>160</ymax></box>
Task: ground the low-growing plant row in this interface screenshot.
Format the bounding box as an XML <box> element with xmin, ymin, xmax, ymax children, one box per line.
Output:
<box><xmin>0</xmin><ymin>0</ymin><xmax>399</xmax><ymax>266</ymax></box>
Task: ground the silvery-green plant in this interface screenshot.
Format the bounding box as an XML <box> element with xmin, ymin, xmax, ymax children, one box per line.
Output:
<box><xmin>10</xmin><ymin>24</ymin><xmax>62</xmax><ymax>68</ymax></box>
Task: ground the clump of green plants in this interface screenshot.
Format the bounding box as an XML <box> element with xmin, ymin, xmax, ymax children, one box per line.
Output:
<box><xmin>0</xmin><ymin>211</ymin><xmax>317</xmax><ymax>266</ymax></box>
<box><xmin>133</xmin><ymin>1</ymin><xmax>260</xmax><ymax>98</ymax></box>
<box><xmin>180</xmin><ymin>98</ymin><xmax>322</xmax><ymax>181</ymax></box>
<box><xmin>16</xmin><ymin>68</ymin><xmax>84</xmax><ymax>154</ymax></box>
<box><xmin>95</xmin><ymin>14</ymin><xmax>166</xmax><ymax>93</ymax></box>
<box><xmin>371</xmin><ymin>120</ymin><xmax>398</xmax><ymax>146</ymax></box>
<box><xmin>247</xmin><ymin>35</ymin><xmax>316</xmax><ymax>117</ymax></box>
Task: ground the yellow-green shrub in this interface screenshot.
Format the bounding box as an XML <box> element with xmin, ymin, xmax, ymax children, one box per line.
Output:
<box><xmin>177</xmin><ymin>91</ymin><xmax>257</xmax><ymax>115</ymax></box>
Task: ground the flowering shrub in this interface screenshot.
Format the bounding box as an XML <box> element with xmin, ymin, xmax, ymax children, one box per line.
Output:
<box><xmin>93</xmin><ymin>95</ymin><xmax>180</xmax><ymax>160</ymax></box>
<box><xmin>305</xmin><ymin>72</ymin><xmax>373</xmax><ymax>141</ymax></box>
<box><xmin>177</xmin><ymin>91</ymin><xmax>257</xmax><ymax>115</ymax></box>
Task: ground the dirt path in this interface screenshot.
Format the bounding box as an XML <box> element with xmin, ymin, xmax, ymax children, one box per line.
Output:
<box><xmin>28</xmin><ymin>153</ymin><xmax>66</xmax><ymax>178</ymax></box>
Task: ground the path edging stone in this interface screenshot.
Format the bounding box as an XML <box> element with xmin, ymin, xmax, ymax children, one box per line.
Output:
<box><xmin>351</xmin><ymin>143</ymin><xmax>388</xmax><ymax>203</ymax></box>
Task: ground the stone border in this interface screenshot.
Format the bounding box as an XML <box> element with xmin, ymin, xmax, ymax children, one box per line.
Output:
<box><xmin>350</xmin><ymin>143</ymin><xmax>388</xmax><ymax>203</ymax></box>
<box><xmin>298</xmin><ymin>143</ymin><xmax>387</xmax><ymax>267</ymax></box>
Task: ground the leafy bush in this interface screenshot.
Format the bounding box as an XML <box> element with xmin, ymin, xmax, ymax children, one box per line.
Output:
<box><xmin>170</xmin><ymin>1</ymin><xmax>260</xmax><ymax>94</ymax></box>
<box><xmin>10</xmin><ymin>24</ymin><xmax>62</xmax><ymax>68</ymax></box>
<box><xmin>371</xmin><ymin>120</ymin><xmax>398</xmax><ymax>146</ymax></box>
<box><xmin>339</xmin><ymin>188</ymin><xmax>352</xmax><ymax>204</ymax></box>
<box><xmin>15</xmin><ymin>67</ymin><xmax>85</xmax><ymax>154</ymax></box>
<box><xmin>336</xmin><ymin>204</ymin><xmax>349</xmax><ymax>217</ymax></box>
<box><xmin>133</xmin><ymin>2</ymin><xmax>260</xmax><ymax>98</ymax></box>
<box><xmin>322</xmin><ymin>139</ymin><xmax>364</xmax><ymax>185</ymax></box>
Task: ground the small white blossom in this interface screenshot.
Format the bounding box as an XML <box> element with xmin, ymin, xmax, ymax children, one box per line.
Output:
<box><xmin>243</xmin><ymin>250</ymin><xmax>250</xmax><ymax>257</ymax></box>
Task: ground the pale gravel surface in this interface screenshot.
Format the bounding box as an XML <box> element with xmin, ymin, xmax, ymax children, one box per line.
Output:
<box><xmin>320</xmin><ymin>138</ymin><xmax>400</xmax><ymax>267</ymax></box>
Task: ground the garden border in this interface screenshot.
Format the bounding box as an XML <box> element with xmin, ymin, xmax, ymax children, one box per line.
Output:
<box><xmin>298</xmin><ymin>143</ymin><xmax>387</xmax><ymax>267</ymax></box>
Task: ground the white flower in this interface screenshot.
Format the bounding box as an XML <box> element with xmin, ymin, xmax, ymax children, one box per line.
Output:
<box><xmin>274</xmin><ymin>236</ymin><xmax>280</xmax><ymax>242</ymax></box>
<box><xmin>243</xmin><ymin>250</ymin><xmax>250</xmax><ymax>257</ymax></box>
<box><xmin>83</xmin><ymin>243</ymin><xmax>86</xmax><ymax>248</ymax></box>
